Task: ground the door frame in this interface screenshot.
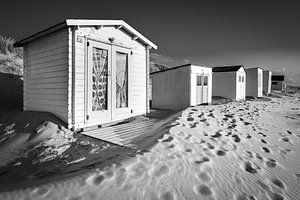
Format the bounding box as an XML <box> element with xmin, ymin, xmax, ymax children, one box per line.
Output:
<box><xmin>111</xmin><ymin>45</ymin><xmax>132</xmax><ymax>121</ymax></box>
<box><xmin>86</xmin><ymin>40</ymin><xmax>112</xmax><ymax>125</ymax></box>
<box><xmin>195</xmin><ymin>73</ymin><xmax>209</xmax><ymax>104</ymax></box>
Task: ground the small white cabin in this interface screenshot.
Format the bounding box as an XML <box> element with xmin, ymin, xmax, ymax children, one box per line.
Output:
<box><xmin>14</xmin><ymin>19</ymin><xmax>157</xmax><ymax>130</ymax></box>
<box><xmin>263</xmin><ymin>70</ymin><xmax>272</xmax><ymax>94</ymax></box>
<box><xmin>271</xmin><ymin>75</ymin><xmax>285</xmax><ymax>91</ymax></box>
<box><xmin>212</xmin><ymin>65</ymin><xmax>246</xmax><ymax>100</ymax></box>
<box><xmin>245</xmin><ymin>67</ymin><xmax>263</xmax><ymax>97</ymax></box>
<box><xmin>151</xmin><ymin>64</ymin><xmax>212</xmax><ymax>110</ymax></box>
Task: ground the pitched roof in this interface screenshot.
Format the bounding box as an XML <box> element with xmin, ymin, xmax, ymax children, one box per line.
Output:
<box><xmin>272</xmin><ymin>75</ymin><xmax>285</xmax><ymax>81</ymax></box>
<box><xmin>212</xmin><ymin>65</ymin><xmax>244</xmax><ymax>72</ymax></box>
<box><xmin>150</xmin><ymin>64</ymin><xmax>191</xmax><ymax>74</ymax></box>
<box><xmin>14</xmin><ymin>19</ymin><xmax>157</xmax><ymax>49</ymax></box>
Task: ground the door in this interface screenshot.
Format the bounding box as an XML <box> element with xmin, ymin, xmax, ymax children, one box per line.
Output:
<box><xmin>87</xmin><ymin>41</ymin><xmax>112</xmax><ymax>124</ymax></box>
<box><xmin>111</xmin><ymin>46</ymin><xmax>131</xmax><ymax>120</ymax></box>
<box><xmin>238</xmin><ymin>75</ymin><xmax>245</xmax><ymax>100</ymax></box>
<box><xmin>86</xmin><ymin>40</ymin><xmax>131</xmax><ymax>125</ymax></box>
<box><xmin>196</xmin><ymin>74</ymin><xmax>209</xmax><ymax>105</ymax></box>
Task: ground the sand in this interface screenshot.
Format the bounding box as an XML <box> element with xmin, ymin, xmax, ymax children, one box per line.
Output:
<box><xmin>0</xmin><ymin>92</ymin><xmax>300</xmax><ymax>200</ymax></box>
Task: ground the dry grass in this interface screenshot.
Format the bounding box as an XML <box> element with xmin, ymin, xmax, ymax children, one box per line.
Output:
<box><xmin>0</xmin><ymin>35</ymin><xmax>23</xmax><ymax>76</ymax></box>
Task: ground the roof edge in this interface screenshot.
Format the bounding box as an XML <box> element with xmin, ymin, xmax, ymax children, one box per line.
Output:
<box><xmin>14</xmin><ymin>19</ymin><xmax>157</xmax><ymax>49</ymax></box>
<box><xmin>14</xmin><ymin>21</ymin><xmax>67</xmax><ymax>47</ymax></box>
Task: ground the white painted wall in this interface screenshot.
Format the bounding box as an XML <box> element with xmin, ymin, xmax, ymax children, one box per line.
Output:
<box><xmin>24</xmin><ymin>28</ymin><xmax>69</xmax><ymax>123</ymax></box>
<box><xmin>152</xmin><ymin>65</ymin><xmax>212</xmax><ymax>110</ymax></box>
<box><xmin>212</xmin><ymin>72</ymin><xmax>236</xmax><ymax>99</ymax></box>
<box><xmin>236</xmin><ymin>68</ymin><xmax>246</xmax><ymax>100</ymax></box>
<box><xmin>72</xmin><ymin>26</ymin><xmax>148</xmax><ymax>128</ymax></box>
<box><xmin>263</xmin><ymin>71</ymin><xmax>272</xmax><ymax>94</ymax></box>
<box><xmin>190</xmin><ymin>65</ymin><xmax>212</xmax><ymax>105</ymax></box>
<box><xmin>246</xmin><ymin>68</ymin><xmax>263</xmax><ymax>97</ymax></box>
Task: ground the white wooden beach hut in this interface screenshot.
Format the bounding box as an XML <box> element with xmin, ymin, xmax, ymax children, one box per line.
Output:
<box><xmin>245</xmin><ymin>67</ymin><xmax>263</xmax><ymax>97</ymax></box>
<box><xmin>271</xmin><ymin>75</ymin><xmax>285</xmax><ymax>91</ymax></box>
<box><xmin>212</xmin><ymin>65</ymin><xmax>246</xmax><ymax>100</ymax></box>
<box><xmin>14</xmin><ymin>19</ymin><xmax>157</xmax><ymax>130</ymax></box>
<box><xmin>151</xmin><ymin>64</ymin><xmax>212</xmax><ymax>110</ymax></box>
<box><xmin>263</xmin><ymin>70</ymin><xmax>272</xmax><ymax>94</ymax></box>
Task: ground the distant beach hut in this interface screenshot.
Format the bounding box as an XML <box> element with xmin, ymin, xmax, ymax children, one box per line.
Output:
<box><xmin>14</xmin><ymin>19</ymin><xmax>157</xmax><ymax>130</ymax></box>
<box><xmin>212</xmin><ymin>65</ymin><xmax>246</xmax><ymax>100</ymax></box>
<box><xmin>245</xmin><ymin>67</ymin><xmax>263</xmax><ymax>97</ymax></box>
<box><xmin>151</xmin><ymin>64</ymin><xmax>212</xmax><ymax>110</ymax></box>
<box><xmin>271</xmin><ymin>75</ymin><xmax>285</xmax><ymax>91</ymax></box>
<box><xmin>263</xmin><ymin>70</ymin><xmax>272</xmax><ymax>94</ymax></box>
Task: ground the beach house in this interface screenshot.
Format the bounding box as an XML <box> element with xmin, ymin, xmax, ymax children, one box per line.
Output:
<box><xmin>245</xmin><ymin>67</ymin><xmax>263</xmax><ymax>97</ymax></box>
<box><xmin>151</xmin><ymin>64</ymin><xmax>212</xmax><ymax>110</ymax></box>
<box><xmin>212</xmin><ymin>65</ymin><xmax>246</xmax><ymax>100</ymax></box>
<box><xmin>14</xmin><ymin>19</ymin><xmax>157</xmax><ymax>130</ymax></box>
<box><xmin>271</xmin><ymin>75</ymin><xmax>285</xmax><ymax>91</ymax></box>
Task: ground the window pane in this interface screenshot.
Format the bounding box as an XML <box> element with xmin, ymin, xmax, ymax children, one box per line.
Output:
<box><xmin>203</xmin><ymin>76</ymin><xmax>208</xmax><ymax>86</ymax></box>
<box><xmin>197</xmin><ymin>76</ymin><xmax>202</xmax><ymax>86</ymax></box>
<box><xmin>116</xmin><ymin>52</ymin><xmax>128</xmax><ymax>108</ymax></box>
<box><xmin>242</xmin><ymin>76</ymin><xmax>244</xmax><ymax>82</ymax></box>
<box><xmin>92</xmin><ymin>47</ymin><xmax>108</xmax><ymax>111</ymax></box>
<box><xmin>239</xmin><ymin>76</ymin><xmax>241</xmax><ymax>82</ymax></box>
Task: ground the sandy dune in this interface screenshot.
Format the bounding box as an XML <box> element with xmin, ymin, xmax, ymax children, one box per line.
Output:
<box><xmin>0</xmin><ymin>93</ymin><xmax>300</xmax><ymax>200</ymax></box>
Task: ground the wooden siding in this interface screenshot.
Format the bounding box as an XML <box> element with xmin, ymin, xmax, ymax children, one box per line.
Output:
<box><xmin>72</xmin><ymin>26</ymin><xmax>147</xmax><ymax>129</ymax></box>
<box><xmin>212</xmin><ymin>72</ymin><xmax>237</xmax><ymax>100</ymax></box>
<box><xmin>152</xmin><ymin>66</ymin><xmax>191</xmax><ymax>110</ymax></box>
<box><xmin>25</xmin><ymin>28</ymin><xmax>69</xmax><ymax>122</ymax></box>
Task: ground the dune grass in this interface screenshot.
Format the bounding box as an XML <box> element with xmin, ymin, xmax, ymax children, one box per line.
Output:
<box><xmin>0</xmin><ymin>35</ymin><xmax>23</xmax><ymax>75</ymax></box>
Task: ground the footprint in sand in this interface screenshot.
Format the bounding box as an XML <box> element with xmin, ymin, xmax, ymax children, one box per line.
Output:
<box><xmin>206</xmin><ymin>142</ymin><xmax>215</xmax><ymax>150</ymax></box>
<box><xmin>86</xmin><ymin>173</ymin><xmax>106</xmax><ymax>186</ymax></box>
<box><xmin>196</xmin><ymin>171</ymin><xmax>211</xmax><ymax>182</ymax></box>
<box><xmin>261</xmin><ymin>139</ymin><xmax>267</xmax><ymax>144</ymax></box>
<box><xmin>265</xmin><ymin>158</ymin><xmax>277</xmax><ymax>168</ymax></box>
<box><xmin>232</xmin><ymin>135</ymin><xmax>241</xmax><ymax>143</ymax></box>
<box><xmin>243</xmin><ymin>161</ymin><xmax>257</xmax><ymax>174</ymax></box>
<box><xmin>216</xmin><ymin>149</ymin><xmax>226</xmax><ymax>156</ymax></box>
<box><xmin>128</xmin><ymin>162</ymin><xmax>147</xmax><ymax>179</ymax></box>
<box><xmin>150</xmin><ymin>164</ymin><xmax>169</xmax><ymax>178</ymax></box>
<box><xmin>187</xmin><ymin>117</ymin><xmax>194</xmax><ymax>121</ymax></box>
<box><xmin>194</xmin><ymin>156</ymin><xmax>210</xmax><ymax>164</ymax></box>
<box><xmin>193</xmin><ymin>184</ymin><xmax>213</xmax><ymax>196</ymax></box>
<box><xmin>270</xmin><ymin>178</ymin><xmax>285</xmax><ymax>190</ymax></box>
<box><xmin>258</xmin><ymin>132</ymin><xmax>267</xmax><ymax>137</ymax></box>
<box><xmin>257</xmin><ymin>180</ymin><xmax>285</xmax><ymax>200</ymax></box>
<box><xmin>262</xmin><ymin>147</ymin><xmax>271</xmax><ymax>153</ymax></box>
<box><xmin>161</xmin><ymin>136</ymin><xmax>174</xmax><ymax>143</ymax></box>
<box><xmin>159</xmin><ymin>191</ymin><xmax>175</xmax><ymax>200</ymax></box>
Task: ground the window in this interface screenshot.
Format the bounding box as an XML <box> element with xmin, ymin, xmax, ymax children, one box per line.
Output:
<box><xmin>239</xmin><ymin>76</ymin><xmax>241</xmax><ymax>82</ymax></box>
<box><xmin>203</xmin><ymin>76</ymin><xmax>208</xmax><ymax>86</ymax></box>
<box><xmin>272</xmin><ymin>81</ymin><xmax>278</xmax><ymax>85</ymax></box>
<box><xmin>197</xmin><ymin>76</ymin><xmax>202</xmax><ymax>86</ymax></box>
<box><xmin>116</xmin><ymin>52</ymin><xmax>129</xmax><ymax>108</ymax></box>
<box><xmin>242</xmin><ymin>76</ymin><xmax>244</xmax><ymax>82</ymax></box>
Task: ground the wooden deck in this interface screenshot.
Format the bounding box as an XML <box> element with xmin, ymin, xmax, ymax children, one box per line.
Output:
<box><xmin>81</xmin><ymin>118</ymin><xmax>161</xmax><ymax>149</ymax></box>
<box><xmin>81</xmin><ymin>110</ymin><xmax>176</xmax><ymax>149</ymax></box>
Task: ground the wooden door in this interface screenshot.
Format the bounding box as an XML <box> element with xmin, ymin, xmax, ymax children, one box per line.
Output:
<box><xmin>111</xmin><ymin>46</ymin><xmax>131</xmax><ymax>120</ymax></box>
<box><xmin>86</xmin><ymin>41</ymin><xmax>112</xmax><ymax>124</ymax></box>
<box><xmin>196</xmin><ymin>75</ymin><xmax>209</xmax><ymax>104</ymax></box>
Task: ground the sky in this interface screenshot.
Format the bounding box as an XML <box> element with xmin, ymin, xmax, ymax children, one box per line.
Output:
<box><xmin>1</xmin><ymin>0</ymin><xmax>300</xmax><ymax>85</ymax></box>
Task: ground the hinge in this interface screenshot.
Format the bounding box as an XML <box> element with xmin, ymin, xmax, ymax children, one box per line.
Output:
<box><xmin>86</xmin><ymin>115</ymin><xmax>89</xmax><ymax>120</ymax></box>
<box><xmin>87</xmin><ymin>41</ymin><xmax>90</xmax><ymax>46</ymax></box>
<box><xmin>130</xmin><ymin>51</ymin><xmax>133</xmax><ymax>55</ymax></box>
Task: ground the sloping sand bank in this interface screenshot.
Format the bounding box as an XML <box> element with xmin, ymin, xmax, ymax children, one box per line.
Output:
<box><xmin>1</xmin><ymin>93</ymin><xmax>300</xmax><ymax>200</ymax></box>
